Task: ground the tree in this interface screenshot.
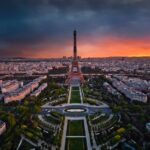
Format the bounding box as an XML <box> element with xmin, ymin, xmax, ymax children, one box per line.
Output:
<box><xmin>113</xmin><ymin>135</ymin><xmax>121</xmax><ymax>142</ymax></box>
<box><xmin>7</xmin><ymin>113</ymin><xmax>16</xmax><ymax>128</ymax></box>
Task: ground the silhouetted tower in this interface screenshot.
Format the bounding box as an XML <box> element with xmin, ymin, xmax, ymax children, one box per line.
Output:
<box><xmin>66</xmin><ymin>30</ymin><xmax>84</xmax><ymax>85</ymax></box>
<box><xmin>73</xmin><ymin>30</ymin><xmax>77</xmax><ymax>60</ymax></box>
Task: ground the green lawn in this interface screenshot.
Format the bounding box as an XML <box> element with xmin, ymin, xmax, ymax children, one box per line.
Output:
<box><xmin>51</xmin><ymin>111</ymin><xmax>63</xmax><ymax>120</ymax></box>
<box><xmin>72</xmin><ymin>87</ymin><xmax>79</xmax><ymax>91</ymax></box>
<box><xmin>70</xmin><ymin>90</ymin><xmax>81</xmax><ymax>103</ymax></box>
<box><xmin>44</xmin><ymin>115</ymin><xmax>61</xmax><ymax>125</ymax></box>
<box><xmin>65</xmin><ymin>138</ymin><xmax>87</xmax><ymax>150</ymax></box>
<box><xmin>67</xmin><ymin>120</ymin><xmax>85</xmax><ymax>136</ymax></box>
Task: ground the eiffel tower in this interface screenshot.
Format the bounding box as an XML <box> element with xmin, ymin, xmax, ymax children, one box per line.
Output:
<box><xmin>66</xmin><ymin>30</ymin><xmax>84</xmax><ymax>86</ymax></box>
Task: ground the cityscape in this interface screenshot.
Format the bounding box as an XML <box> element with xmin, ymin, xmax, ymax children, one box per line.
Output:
<box><xmin>0</xmin><ymin>1</ymin><xmax>150</xmax><ymax>150</ymax></box>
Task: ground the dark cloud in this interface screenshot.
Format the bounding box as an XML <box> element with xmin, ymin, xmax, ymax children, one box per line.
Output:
<box><xmin>0</xmin><ymin>0</ymin><xmax>150</xmax><ymax>57</ymax></box>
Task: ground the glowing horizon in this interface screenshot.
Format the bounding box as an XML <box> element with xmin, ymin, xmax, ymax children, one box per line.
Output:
<box><xmin>1</xmin><ymin>0</ymin><xmax>150</xmax><ymax>58</ymax></box>
<box><xmin>9</xmin><ymin>35</ymin><xmax>150</xmax><ymax>58</ymax></box>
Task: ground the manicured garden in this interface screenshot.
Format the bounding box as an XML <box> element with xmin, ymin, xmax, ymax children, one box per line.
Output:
<box><xmin>65</xmin><ymin>138</ymin><xmax>87</xmax><ymax>150</ymax></box>
<box><xmin>19</xmin><ymin>140</ymin><xmax>36</xmax><ymax>150</ymax></box>
<box><xmin>44</xmin><ymin>114</ymin><xmax>61</xmax><ymax>125</ymax></box>
<box><xmin>72</xmin><ymin>87</ymin><xmax>79</xmax><ymax>91</ymax></box>
<box><xmin>51</xmin><ymin>111</ymin><xmax>64</xmax><ymax>120</ymax></box>
<box><xmin>90</xmin><ymin>114</ymin><xmax>109</xmax><ymax>125</ymax></box>
<box><xmin>70</xmin><ymin>89</ymin><xmax>81</xmax><ymax>103</ymax></box>
<box><xmin>67</xmin><ymin>120</ymin><xmax>85</xmax><ymax>136</ymax></box>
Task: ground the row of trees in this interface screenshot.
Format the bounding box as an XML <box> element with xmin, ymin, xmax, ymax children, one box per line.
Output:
<box><xmin>48</xmin><ymin>66</ymin><xmax>69</xmax><ymax>74</ymax></box>
<box><xmin>0</xmin><ymin>96</ymin><xmax>42</xmax><ymax>149</ymax></box>
<box><xmin>0</xmin><ymin>76</ymin><xmax>69</xmax><ymax>150</ymax></box>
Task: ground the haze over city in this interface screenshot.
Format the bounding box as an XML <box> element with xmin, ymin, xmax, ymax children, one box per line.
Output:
<box><xmin>0</xmin><ymin>0</ymin><xmax>150</xmax><ymax>58</ymax></box>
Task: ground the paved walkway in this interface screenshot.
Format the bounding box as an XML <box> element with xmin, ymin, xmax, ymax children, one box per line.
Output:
<box><xmin>79</xmin><ymin>86</ymin><xmax>83</xmax><ymax>103</ymax></box>
<box><xmin>22</xmin><ymin>135</ymin><xmax>38</xmax><ymax>147</ymax></box>
<box><xmin>16</xmin><ymin>137</ymin><xmax>23</xmax><ymax>150</ymax></box>
<box><xmin>68</xmin><ymin>86</ymin><xmax>72</xmax><ymax>104</ymax></box>
<box><xmin>91</xmin><ymin>129</ymin><xmax>98</xmax><ymax>150</ymax></box>
<box><xmin>41</xmin><ymin>103</ymin><xmax>110</xmax><ymax>117</ymax></box>
<box><xmin>83</xmin><ymin>117</ymin><xmax>92</xmax><ymax>150</ymax></box>
<box><xmin>42</xmin><ymin>103</ymin><xmax>109</xmax><ymax>109</ymax></box>
<box><xmin>60</xmin><ymin>117</ymin><xmax>68</xmax><ymax>150</ymax></box>
<box><xmin>93</xmin><ymin>114</ymin><xmax>114</xmax><ymax>128</ymax></box>
<box><xmin>38</xmin><ymin>115</ymin><xmax>59</xmax><ymax>129</ymax></box>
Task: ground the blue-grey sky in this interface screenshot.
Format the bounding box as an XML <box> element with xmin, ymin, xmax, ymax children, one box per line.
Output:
<box><xmin>0</xmin><ymin>0</ymin><xmax>150</xmax><ymax>57</ymax></box>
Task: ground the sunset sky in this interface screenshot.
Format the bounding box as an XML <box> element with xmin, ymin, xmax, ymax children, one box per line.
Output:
<box><xmin>0</xmin><ymin>0</ymin><xmax>150</xmax><ymax>58</ymax></box>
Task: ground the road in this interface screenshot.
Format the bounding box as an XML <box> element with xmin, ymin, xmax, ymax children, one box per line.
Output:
<box><xmin>41</xmin><ymin>103</ymin><xmax>111</xmax><ymax>117</ymax></box>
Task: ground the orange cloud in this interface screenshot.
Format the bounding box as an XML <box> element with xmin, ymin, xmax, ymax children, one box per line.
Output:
<box><xmin>19</xmin><ymin>35</ymin><xmax>150</xmax><ymax>58</ymax></box>
<box><xmin>78</xmin><ymin>36</ymin><xmax>150</xmax><ymax>57</ymax></box>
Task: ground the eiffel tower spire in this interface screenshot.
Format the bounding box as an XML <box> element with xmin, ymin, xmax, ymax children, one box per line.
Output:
<box><xmin>73</xmin><ymin>30</ymin><xmax>77</xmax><ymax>60</ymax></box>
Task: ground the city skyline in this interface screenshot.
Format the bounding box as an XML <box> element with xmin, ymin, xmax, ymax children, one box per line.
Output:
<box><xmin>0</xmin><ymin>1</ymin><xmax>150</xmax><ymax>149</ymax></box>
<box><xmin>0</xmin><ymin>29</ymin><xmax>150</xmax><ymax>150</ymax></box>
<box><xmin>0</xmin><ymin>0</ymin><xmax>150</xmax><ymax>58</ymax></box>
